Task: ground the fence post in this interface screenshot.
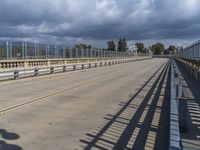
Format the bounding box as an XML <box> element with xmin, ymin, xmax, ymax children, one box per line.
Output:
<box><xmin>73</xmin><ymin>65</ymin><xmax>76</xmax><ymax>71</ymax></box>
<box><xmin>35</xmin><ymin>43</ymin><xmax>37</xmax><ymax>59</ymax></box>
<box><xmin>6</xmin><ymin>41</ymin><xmax>9</xmax><ymax>60</ymax></box>
<box><xmin>81</xmin><ymin>48</ymin><xmax>84</xmax><ymax>58</ymax></box>
<box><xmin>22</xmin><ymin>42</ymin><xmax>24</xmax><ymax>59</ymax></box>
<box><xmin>70</xmin><ymin>48</ymin><xmax>72</xmax><ymax>58</ymax></box>
<box><xmin>46</xmin><ymin>45</ymin><xmax>48</xmax><ymax>59</ymax></box>
<box><xmin>10</xmin><ymin>42</ymin><xmax>12</xmax><ymax>59</ymax></box>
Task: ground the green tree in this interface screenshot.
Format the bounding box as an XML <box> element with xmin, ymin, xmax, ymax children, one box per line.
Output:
<box><xmin>150</xmin><ymin>42</ymin><xmax>165</xmax><ymax>55</ymax></box>
<box><xmin>87</xmin><ymin>45</ymin><xmax>92</xmax><ymax>50</ymax></box>
<box><xmin>167</xmin><ymin>45</ymin><xmax>177</xmax><ymax>54</ymax></box>
<box><xmin>117</xmin><ymin>38</ymin><xmax>128</xmax><ymax>51</ymax></box>
<box><xmin>164</xmin><ymin>49</ymin><xmax>170</xmax><ymax>55</ymax></box>
<box><xmin>176</xmin><ymin>46</ymin><xmax>183</xmax><ymax>52</ymax></box>
<box><xmin>117</xmin><ymin>38</ymin><xmax>123</xmax><ymax>51</ymax></box>
<box><xmin>122</xmin><ymin>38</ymin><xmax>128</xmax><ymax>51</ymax></box>
<box><xmin>143</xmin><ymin>48</ymin><xmax>150</xmax><ymax>54</ymax></box>
<box><xmin>135</xmin><ymin>42</ymin><xmax>145</xmax><ymax>53</ymax></box>
<box><xmin>107</xmin><ymin>40</ymin><xmax>116</xmax><ymax>51</ymax></box>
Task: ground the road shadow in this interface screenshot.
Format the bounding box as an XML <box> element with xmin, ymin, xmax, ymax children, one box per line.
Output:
<box><xmin>80</xmin><ymin>62</ymin><xmax>170</xmax><ymax>150</ymax></box>
<box><xmin>175</xmin><ymin>60</ymin><xmax>200</xmax><ymax>149</ymax></box>
<box><xmin>0</xmin><ymin>129</ymin><xmax>22</xmax><ymax>150</ymax></box>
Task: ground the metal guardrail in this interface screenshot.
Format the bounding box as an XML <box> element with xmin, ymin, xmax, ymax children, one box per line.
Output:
<box><xmin>169</xmin><ymin>59</ymin><xmax>182</xmax><ymax>150</ymax></box>
<box><xmin>0</xmin><ymin>58</ymin><xmax>135</xmax><ymax>81</ymax></box>
<box><xmin>0</xmin><ymin>57</ymin><xmax>129</xmax><ymax>70</ymax></box>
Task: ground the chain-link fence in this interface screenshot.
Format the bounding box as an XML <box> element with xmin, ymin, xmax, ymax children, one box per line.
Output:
<box><xmin>177</xmin><ymin>41</ymin><xmax>200</xmax><ymax>59</ymax></box>
<box><xmin>0</xmin><ymin>41</ymin><xmax>135</xmax><ymax>60</ymax></box>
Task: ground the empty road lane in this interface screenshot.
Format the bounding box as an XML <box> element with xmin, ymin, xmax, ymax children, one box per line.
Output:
<box><xmin>0</xmin><ymin>58</ymin><xmax>170</xmax><ymax>150</ymax></box>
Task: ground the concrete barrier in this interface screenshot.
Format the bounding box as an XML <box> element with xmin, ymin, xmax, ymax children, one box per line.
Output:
<box><xmin>175</xmin><ymin>57</ymin><xmax>200</xmax><ymax>82</ymax></box>
<box><xmin>0</xmin><ymin>56</ymin><xmax>153</xmax><ymax>81</ymax></box>
<box><xmin>0</xmin><ymin>58</ymin><xmax>124</xmax><ymax>71</ymax></box>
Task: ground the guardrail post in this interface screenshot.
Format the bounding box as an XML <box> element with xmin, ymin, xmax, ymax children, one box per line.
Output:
<box><xmin>178</xmin><ymin>97</ymin><xmax>188</xmax><ymax>132</ymax></box>
<box><xmin>174</xmin><ymin>72</ymin><xmax>183</xmax><ymax>98</ymax></box>
<box><xmin>14</xmin><ymin>70</ymin><xmax>19</xmax><ymax>80</ymax></box>
<box><xmin>82</xmin><ymin>64</ymin><xmax>84</xmax><ymax>69</ymax></box>
<box><xmin>34</xmin><ymin>68</ymin><xmax>39</xmax><ymax>76</ymax></box>
<box><xmin>73</xmin><ymin>65</ymin><xmax>76</xmax><ymax>71</ymax></box>
<box><xmin>63</xmin><ymin>65</ymin><xmax>66</xmax><ymax>72</ymax></box>
<box><xmin>50</xmin><ymin>67</ymin><xmax>54</xmax><ymax>74</ymax></box>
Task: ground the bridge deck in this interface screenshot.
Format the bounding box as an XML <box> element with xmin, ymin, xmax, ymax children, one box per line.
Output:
<box><xmin>0</xmin><ymin>58</ymin><xmax>170</xmax><ymax>150</ymax></box>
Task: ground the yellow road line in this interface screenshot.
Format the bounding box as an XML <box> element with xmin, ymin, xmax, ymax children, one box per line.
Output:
<box><xmin>0</xmin><ymin>59</ymin><xmax>163</xmax><ymax>114</ymax></box>
<box><xmin>0</xmin><ymin>67</ymin><xmax>136</xmax><ymax>114</ymax></box>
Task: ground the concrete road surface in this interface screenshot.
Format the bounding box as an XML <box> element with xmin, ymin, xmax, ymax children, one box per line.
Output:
<box><xmin>0</xmin><ymin>58</ymin><xmax>169</xmax><ymax>150</ymax></box>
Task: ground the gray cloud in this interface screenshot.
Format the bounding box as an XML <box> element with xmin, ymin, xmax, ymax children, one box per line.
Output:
<box><xmin>0</xmin><ymin>0</ymin><xmax>200</xmax><ymax>47</ymax></box>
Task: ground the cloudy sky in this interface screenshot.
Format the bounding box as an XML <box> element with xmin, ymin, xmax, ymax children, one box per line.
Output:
<box><xmin>0</xmin><ymin>0</ymin><xmax>200</xmax><ymax>48</ymax></box>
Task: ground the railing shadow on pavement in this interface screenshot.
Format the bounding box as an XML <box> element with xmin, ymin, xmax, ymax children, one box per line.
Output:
<box><xmin>175</xmin><ymin>60</ymin><xmax>200</xmax><ymax>147</ymax></box>
<box><xmin>79</xmin><ymin>62</ymin><xmax>170</xmax><ymax>150</ymax></box>
<box><xmin>0</xmin><ymin>129</ymin><xmax>22</xmax><ymax>150</ymax></box>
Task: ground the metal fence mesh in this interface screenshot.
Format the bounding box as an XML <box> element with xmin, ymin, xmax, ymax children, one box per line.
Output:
<box><xmin>0</xmin><ymin>41</ymin><xmax>135</xmax><ymax>60</ymax></box>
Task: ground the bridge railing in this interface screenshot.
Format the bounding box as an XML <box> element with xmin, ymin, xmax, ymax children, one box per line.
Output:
<box><xmin>0</xmin><ymin>58</ymin><xmax>124</xmax><ymax>70</ymax></box>
<box><xmin>175</xmin><ymin>41</ymin><xmax>200</xmax><ymax>82</ymax></box>
<box><xmin>176</xmin><ymin>40</ymin><xmax>200</xmax><ymax>60</ymax></box>
<box><xmin>0</xmin><ymin>41</ymin><xmax>135</xmax><ymax>60</ymax></box>
<box><xmin>0</xmin><ymin>58</ymin><xmax>136</xmax><ymax>81</ymax></box>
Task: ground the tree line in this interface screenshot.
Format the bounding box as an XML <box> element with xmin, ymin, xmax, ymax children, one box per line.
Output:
<box><xmin>73</xmin><ymin>38</ymin><xmax>128</xmax><ymax>52</ymax></box>
<box><xmin>73</xmin><ymin>40</ymin><xmax>183</xmax><ymax>55</ymax></box>
<box><xmin>107</xmin><ymin>38</ymin><xmax>128</xmax><ymax>51</ymax></box>
<box><xmin>135</xmin><ymin>42</ymin><xmax>183</xmax><ymax>55</ymax></box>
<box><xmin>106</xmin><ymin>40</ymin><xmax>182</xmax><ymax>55</ymax></box>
